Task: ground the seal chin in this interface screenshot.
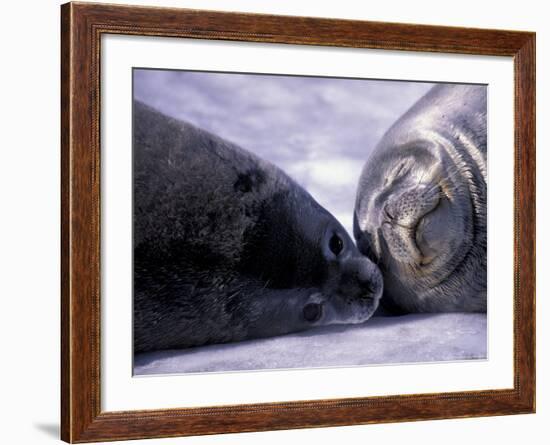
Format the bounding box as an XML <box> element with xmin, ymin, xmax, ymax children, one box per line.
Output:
<box><xmin>414</xmin><ymin>193</ymin><xmax>466</xmax><ymax>270</ymax></box>
<box><xmin>388</xmin><ymin>186</ymin><xmax>471</xmax><ymax>270</ymax></box>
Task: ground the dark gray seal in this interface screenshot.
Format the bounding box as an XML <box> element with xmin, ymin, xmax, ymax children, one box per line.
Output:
<box><xmin>134</xmin><ymin>101</ymin><xmax>383</xmax><ymax>352</ymax></box>
<box><xmin>354</xmin><ymin>84</ymin><xmax>486</xmax><ymax>313</ymax></box>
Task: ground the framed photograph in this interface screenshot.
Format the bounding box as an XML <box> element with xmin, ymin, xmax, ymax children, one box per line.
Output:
<box><xmin>61</xmin><ymin>2</ymin><xmax>535</xmax><ymax>442</ymax></box>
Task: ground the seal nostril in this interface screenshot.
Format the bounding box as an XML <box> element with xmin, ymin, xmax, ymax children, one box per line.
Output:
<box><xmin>303</xmin><ymin>303</ymin><xmax>323</xmax><ymax>323</ymax></box>
<box><xmin>365</xmin><ymin>281</ymin><xmax>374</xmax><ymax>295</ymax></box>
<box><xmin>361</xmin><ymin>277</ymin><xmax>380</xmax><ymax>298</ymax></box>
<box><xmin>383</xmin><ymin>204</ymin><xmax>395</xmax><ymax>222</ymax></box>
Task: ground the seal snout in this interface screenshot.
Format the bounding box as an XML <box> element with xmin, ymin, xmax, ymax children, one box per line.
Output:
<box><xmin>325</xmin><ymin>257</ymin><xmax>383</xmax><ymax>325</ymax></box>
<box><xmin>379</xmin><ymin>183</ymin><xmax>442</xmax><ymax>265</ymax></box>
<box><xmin>338</xmin><ymin>257</ymin><xmax>384</xmax><ymax>304</ymax></box>
<box><xmin>360</xmin><ymin>265</ymin><xmax>384</xmax><ymax>303</ymax></box>
<box><xmin>360</xmin><ymin>271</ymin><xmax>382</xmax><ymax>300</ymax></box>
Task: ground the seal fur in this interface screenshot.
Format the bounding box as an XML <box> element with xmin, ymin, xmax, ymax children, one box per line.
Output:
<box><xmin>134</xmin><ymin>101</ymin><xmax>383</xmax><ymax>352</ymax></box>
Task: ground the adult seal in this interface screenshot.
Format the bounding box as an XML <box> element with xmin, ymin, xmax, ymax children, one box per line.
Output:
<box><xmin>354</xmin><ymin>84</ymin><xmax>486</xmax><ymax>313</ymax></box>
<box><xmin>134</xmin><ymin>101</ymin><xmax>383</xmax><ymax>353</ymax></box>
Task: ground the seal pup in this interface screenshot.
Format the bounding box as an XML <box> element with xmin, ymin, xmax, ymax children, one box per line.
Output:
<box><xmin>354</xmin><ymin>84</ymin><xmax>486</xmax><ymax>313</ymax></box>
<box><xmin>134</xmin><ymin>101</ymin><xmax>383</xmax><ymax>352</ymax></box>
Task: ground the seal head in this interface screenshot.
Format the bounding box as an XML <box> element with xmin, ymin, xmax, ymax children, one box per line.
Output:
<box><xmin>354</xmin><ymin>84</ymin><xmax>486</xmax><ymax>313</ymax></box>
<box><xmin>134</xmin><ymin>101</ymin><xmax>383</xmax><ymax>352</ymax></box>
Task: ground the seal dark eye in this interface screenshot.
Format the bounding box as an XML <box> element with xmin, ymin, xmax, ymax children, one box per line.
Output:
<box><xmin>303</xmin><ymin>303</ymin><xmax>323</xmax><ymax>323</ymax></box>
<box><xmin>329</xmin><ymin>234</ymin><xmax>344</xmax><ymax>256</ymax></box>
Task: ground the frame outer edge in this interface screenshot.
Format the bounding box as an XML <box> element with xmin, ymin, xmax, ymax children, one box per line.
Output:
<box><xmin>60</xmin><ymin>2</ymin><xmax>72</xmax><ymax>442</ymax></box>
<box><xmin>515</xmin><ymin>33</ymin><xmax>536</xmax><ymax>412</ymax></box>
<box><xmin>62</xmin><ymin>2</ymin><xmax>101</xmax><ymax>442</ymax></box>
<box><xmin>60</xmin><ymin>2</ymin><xmax>537</xmax><ymax>442</ymax></box>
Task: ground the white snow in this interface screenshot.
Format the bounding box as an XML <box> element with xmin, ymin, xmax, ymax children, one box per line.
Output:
<box><xmin>134</xmin><ymin>313</ymin><xmax>486</xmax><ymax>376</ymax></box>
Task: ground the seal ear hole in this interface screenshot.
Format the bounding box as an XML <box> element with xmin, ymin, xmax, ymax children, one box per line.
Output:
<box><xmin>233</xmin><ymin>169</ymin><xmax>266</xmax><ymax>193</ymax></box>
<box><xmin>303</xmin><ymin>303</ymin><xmax>323</xmax><ymax>323</ymax></box>
<box><xmin>329</xmin><ymin>233</ymin><xmax>344</xmax><ymax>256</ymax></box>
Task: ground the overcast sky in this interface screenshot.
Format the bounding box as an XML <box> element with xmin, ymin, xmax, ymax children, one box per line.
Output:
<box><xmin>134</xmin><ymin>69</ymin><xmax>434</xmax><ymax>236</ymax></box>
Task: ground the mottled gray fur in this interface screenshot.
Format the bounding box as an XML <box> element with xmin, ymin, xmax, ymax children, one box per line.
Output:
<box><xmin>134</xmin><ymin>101</ymin><xmax>383</xmax><ymax>352</ymax></box>
<box><xmin>354</xmin><ymin>84</ymin><xmax>486</xmax><ymax>313</ymax></box>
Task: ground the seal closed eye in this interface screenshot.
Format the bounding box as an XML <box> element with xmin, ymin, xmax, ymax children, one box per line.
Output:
<box><xmin>133</xmin><ymin>101</ymin><xmax>384</xmax><ymax>353</ymax></box>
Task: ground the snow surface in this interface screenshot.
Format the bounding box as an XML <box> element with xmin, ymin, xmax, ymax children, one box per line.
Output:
<box><xmin>134</xmin><ymin>313</ymin><xmax>486</xmax><ymax>376</ymax></box>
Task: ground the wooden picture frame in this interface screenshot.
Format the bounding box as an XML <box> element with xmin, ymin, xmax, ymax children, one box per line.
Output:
<box><xmin>61</xmin><ymin>2</ymin><xmax>535</xmax><ymax>442</ymax></box>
